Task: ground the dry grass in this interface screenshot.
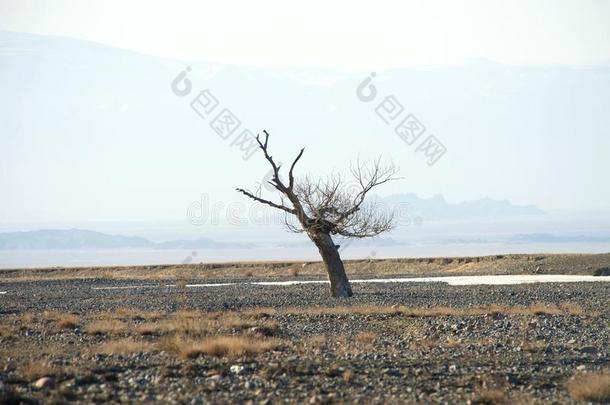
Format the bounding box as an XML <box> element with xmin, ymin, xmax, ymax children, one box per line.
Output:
<box><xmin>246</xmin><ymin>320</ymin><xmax>280</xmax><ymax>337</ymax></box>
<box><xmin>80</xmin><ymin>308</ymin><xmax>274</xmax><ymax>338</ymax></box>
<box><xmin>56</xmin><ymin>314</ymin><xmax>79</xmax><ymax>329</ymax></box>
<box><xmin>0</xmin><ymin>323</ymin><xmax>19</xmax><ymax>337</ymax></box>
<box><xmin>96</xmin><ymin>339</ymin><xmax>154</xmax><ymax>355</ymax></box>
<box><xmin>86</xmin><ymin>307</ymin><xmax>165</xmax><ymax>321</ymax></box>
<box><xmin>296</xmin><ymin>335</ymin><xmax>327</xmax><ymax>355</ymax></box>
<box><xmin>159</xmin><ymin>335</ymin><xmax>282</xmax><ymax>359</ymax></box>
<box><xmin>42</xmin><ymin>311</ymin><xmax>80</xmax><ymax>329</ymax></box>
<box><xmin>308</xmin><ymin>335</ymin><xmax>327</xmax><ymax>346</ymax></box>
<box><xmin>566</xmin><ymin>370</ymin><xmax>610</xmax><ymax>402</ymax></box>
<box><xmin>280</xmin><ymin>303</ymin><xmax>587</xmax><ymax>317</ymax></box>
<box><xmin>135</xmin><ymin>323</ymin><xmax>160</xmax><ymax>336</ymax></box>
<box><xmin>20</xmin><ymin>312</ymin><xmax>34</xmax><ymax>323</ymax></box>
<box><xmin>241</xmin><ymin>307</ymin><xmax>278</xmax><ymax>318</ymax></box>
<box><xmin>85</xmin><ymin>320</ymin><xmax>128</xmax><ymax>335</ymax></box>
<box><xmin>20</xmin><ymin>361</ymin><xmax>57</xmax><ymax>381</ymax></box>
<box><xmin>354</xmin><ymin>331</ymin><xmax>377</xmax><ymax>345</ymax></box>
<box><xmin>114</xmin><ymin>308</ymin><xmax>140</xmax><ymax>318</ymax></box>
<box><xmin>558</xmin><ymin>302</ymin><xmax>585</xmax><ymax>316</ymax></box>
<box><xmin>2</xmin><ymin>253</ymin><xmax>606</xmax><ymax>282</ymax></box>
<box><xmin>519</xmin><ymin>339</ymin><xmax>546</xmax><ymax>353</ymax></box>
<box><xmin>470</xmin><ymin>388</ymin><xmax>508</xmax><ymax>404</ymax></box>
<box><xmin>410</xmin><ymin>338</ymin><xmax>438</xmax><ymax>351</ymax></box>
<box><xmin>162</xmin><ymin>316</ymin><xmax>208</xmax><ymax>336</ymax></box>
<box><xmin>526</xmin><ymin>303</ymin><xmax>563</xmax><ymax>316</ymax></box>
<box><xmin>143</xmin><ymin>311</ymin><xmax>165</xmax><ymax>321</ymax></box>
<box><xmin>159</xmin><ymin>311</ymin><xmax>256</xmax><ymax>336</ymax></box>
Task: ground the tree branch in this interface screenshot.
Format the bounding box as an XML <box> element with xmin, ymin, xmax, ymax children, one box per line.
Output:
<box><xmin>235</xmin><ymin>188</ymin><xmax>296</xmax><ymax>214</ymax></box>
<box><xmin>288</xmin><ymin>147</ymin><xmax>305</xmax><ymax>190</ymax></box>
<box><xmin>255</xmin><ymin>130</ymin><xmax>285</xmax><ymax>192</ymax></box>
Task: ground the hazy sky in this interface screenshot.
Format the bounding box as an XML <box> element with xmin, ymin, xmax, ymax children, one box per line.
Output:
<box><xmin>1</xmin><ymin>0</ymin><xmax>610</xmax><ymax>227</ymax></box>
<box><xmin>1</xmin><ymin>0</ymin><xmax>610</xmax><ymax>70</ymax></box>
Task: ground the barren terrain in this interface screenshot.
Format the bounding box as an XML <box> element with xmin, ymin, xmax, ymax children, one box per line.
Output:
<box><xmin>1</xmin><ymin>253</ymin><xmax>610</xmax><ymax>403</ymax></box>
<box><xmin>2</xmin><ymin>253</ymin><xmax>610</xmax><ymax>283</ymax></box>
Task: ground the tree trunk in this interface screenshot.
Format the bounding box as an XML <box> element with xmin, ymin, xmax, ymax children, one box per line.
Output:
<box><xmin>310</xmin><ymin>232</ymin><xmax>353</xmax><ymax>298</ymax></box>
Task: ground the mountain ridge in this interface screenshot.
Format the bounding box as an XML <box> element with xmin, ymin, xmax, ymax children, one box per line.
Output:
<box><xmin>0</xmin><ymin>229</ymin><xmax>253</xmax><ymax>250</ymax></box>
<box><xmin>381</xmin><ymin>193</ymin><xmax>544</xmax><ymax>221</ymax></box>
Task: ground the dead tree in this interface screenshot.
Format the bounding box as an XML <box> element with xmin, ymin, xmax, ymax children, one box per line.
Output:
<box><xmin>236</xmin><ymin>131</ymin><xmax>400</xmax><ymax>298</ymax></box>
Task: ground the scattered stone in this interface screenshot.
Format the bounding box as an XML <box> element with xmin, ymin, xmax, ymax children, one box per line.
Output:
<box><xmin>2</xmin><ymin>268</ymin><xmax>609</xmax><ymax>404</ymax></box>
<box><xmin>230</xmin><ymin>365</ymin><xmax>245</xmax><ymax>375</ymax></box>
<box><xmin>34</xmin><ymin>377</ymin><xmax>55</xmax><ymax>388</ymax></box>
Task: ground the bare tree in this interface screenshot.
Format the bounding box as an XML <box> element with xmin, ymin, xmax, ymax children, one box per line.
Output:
<box><xmin>236</xmin><ymin>131</ymin><xmax>400</xmax><ymax>297</ymax></box>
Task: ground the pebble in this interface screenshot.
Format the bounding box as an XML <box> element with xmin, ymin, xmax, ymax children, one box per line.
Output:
<box><xmin>230</xmin><ymin>365</ymin><xmax>245</xmax><ymax>375</ymax></box>
<box><xmin>34</xmin><ymin>377</ymin><xmax>55</xmax><ymax>388</ymax></box>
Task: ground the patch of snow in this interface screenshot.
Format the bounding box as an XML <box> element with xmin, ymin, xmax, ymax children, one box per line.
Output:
<box><xmin>92</xmin><ymin>275</ymin><xmax>610</xmax><ymax>290</ymax></box>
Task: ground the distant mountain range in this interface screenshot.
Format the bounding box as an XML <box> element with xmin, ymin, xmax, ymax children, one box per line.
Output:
<box><xmin>381</xmin><ymin>193</ymin><xmax>544</xmax><ymax>221</ymax></box>
<box><xmin>0</xmin><ymin>229</ymin><xmax>253</xmax><ymax>250</ymax></box>
<box><xmin>0</xmin><ymin>193</ymin><xmax>549</xmax><ymax>250</ymax></box>
<box><xmin>3</xmin><ymin>226</ymin><xmax>609</xmax><ymax>251</ymax></box>
<box><xmin>433</xmin><ymin>234</ymin><xmax>610</xmax><ymax>245</ymax></box>
<box><xmin>508</xmin><ymin>233</ymin><xmax>610</xmax><ymax>244</ymax></box>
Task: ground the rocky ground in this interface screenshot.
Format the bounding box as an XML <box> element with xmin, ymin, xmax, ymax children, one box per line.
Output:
<box><xmin>1</xmin><ymin>273</ymin><xmax>609</xmax><ymax>404</ymax></box>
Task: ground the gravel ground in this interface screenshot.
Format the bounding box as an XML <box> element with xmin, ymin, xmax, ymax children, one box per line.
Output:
<box><xmin>1</xmin><ymin>279</ymin><xmax>609</xmax><ymax>404</ymax></box>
